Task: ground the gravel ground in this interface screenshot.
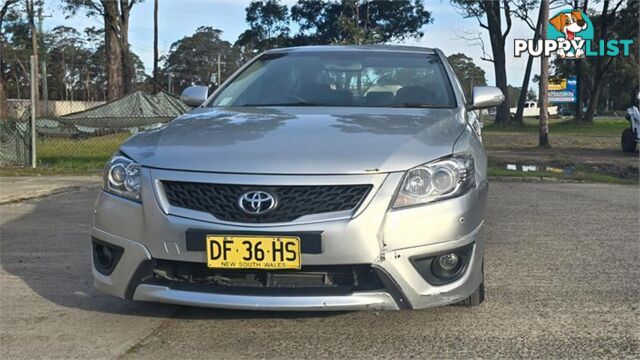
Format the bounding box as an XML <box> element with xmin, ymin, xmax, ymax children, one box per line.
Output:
<box><xmin>1</xmin><ymin>182</ymin><xmax>638</xmax><ymax>359</ymax></box>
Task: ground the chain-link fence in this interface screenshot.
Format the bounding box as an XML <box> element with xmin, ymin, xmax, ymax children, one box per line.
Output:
<box><xmin>2</xmin><ymin>85</ymin><xmax>191</xmax><ymax>170</ymax></box>
<box><xmin>36</xmin><ymin>91</ymin><xmax>190</xmax><ymax>169</ymax></box>
<box><xmin>0</xmin><ymin>101</ymin><xmax>32</xmax><ymax>167</ymax></box>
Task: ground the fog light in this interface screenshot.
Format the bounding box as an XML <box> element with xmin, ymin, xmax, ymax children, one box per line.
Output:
<box><xmin>92</xmin><ymin>238</ymin><xmax>124</xmax><ymax>275</ymax></box>
<box><xmin>437</xmin><ymin>253</ymin><xmax>459</xmax><ymax>271</ymax></box>
<box><xmin>410</xmin><ymin>243</ymin><xmax>474</xmax><ymax>286</ymax></box>
<box><xmin>95</xmin><ymin>244</ymin><xmax>113</xmax><ymax>268</ymax></box>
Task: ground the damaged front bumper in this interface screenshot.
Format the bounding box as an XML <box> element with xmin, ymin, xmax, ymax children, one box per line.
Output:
<box><xmin>92</xmin><ymin>168</ymin><xmax>487</xmax><ymax>311</ymax></box>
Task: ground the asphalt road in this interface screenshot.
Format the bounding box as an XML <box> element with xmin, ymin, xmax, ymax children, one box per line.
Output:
<box><xmin>1</xmin><ymin>182</ymin><xmax>638</xmax><ymax>359</ymax></box>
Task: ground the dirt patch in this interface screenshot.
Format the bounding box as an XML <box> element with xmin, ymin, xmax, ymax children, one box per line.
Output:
<box><xmin>484</xmin><ymin>132</ymin><xmax>639</xmax><ymax>180</ymax></box>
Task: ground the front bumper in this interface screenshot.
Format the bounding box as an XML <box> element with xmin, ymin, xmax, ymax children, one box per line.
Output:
<box><xmin>92</xmin><ymin>168</ymin><xmax>488</xmax><ymax>310</ymax></box>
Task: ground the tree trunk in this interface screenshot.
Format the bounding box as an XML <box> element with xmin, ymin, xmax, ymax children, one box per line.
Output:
<box><xmin>104</xmin><ymin>1</ymin><xmax>123</xmax><ymax>100</ymax></box>
<box><xmin>0</xmin><ymin>0</ymin><xmax>18</xmax><ymax>121</ymax></box>
<box><xmin>120</xmin><ymin>0</ymin><xmax>133</xmax><ymax>94</ymax></box>
<box><xmin>27</xmin><ymin>0</ymin><xmax>39</xmax><ymax>115</ymax></box>
<box><xmin>574</xmin><ymin>60</ymin><xmax>585</xmax><ymax>121</ymax></box>
<box><xmin>486</xmin><ymin>1</ymin><xmax>510</xmax><ymax>124</ymax></box>
<box><xmin>153</xmin><ymin>0</ymin><xmax>159</xmax><ymax>94</ymax></box>
<box><xmin>514</xmin><ymin>2</ymin><xmax>545</xmax><ymax>124</ymax></box>
<box><xmin>574</xmin><ymin>0</ymin><xmax>589</xmax><ymax>122</ymax></box>
<box><xmin>539</xmin><ymin>0</ymin><xmax>550</xmax><ymax>147</ymax></box>
<box><xmin>583</xmin><ymin>0</ymin><xmax>613</xmax><ymax>123</ymax></box>
<box><xmin>583</xmin><ymin>75</ymin><xmax>603</xmax><ymax>123</ymax></box>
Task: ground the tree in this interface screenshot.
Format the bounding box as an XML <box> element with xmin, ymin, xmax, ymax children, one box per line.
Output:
<box><xmin>539</xmin><ymin>0</ymin><xmax>549</xmax><ymax>147</ymax></box>
<box><xmin>506</xmin><ymin>85</ymin><xmax>523</xmax><ymax>107</ymax></box>
<box><xmin>526</xmin><ymin>88</ymin><xmax>536</xmax><ymax>101</ymax></box>
<box><xmin>451</xmin><ymin>0</ymin><xmax>514</xmax><ymax>124</ymax></box>
<box><xmin>290</xmin><ymin>0</ymin><xmax>433</xmax><ymax>45</ymax></box>
<box><xmin>582</xmin><ymin>0</ymin><xmax>636</xmax><ymax>122</ymax></box>
<box><xmin>447</xmin><ymin>53</ymin><xmax>487</xmax><ymax>100</ymax></box>
<box><xmin>45</xmin><ymin>25</ymin><xmax>144</xmax><ymax>101</ymax></box>
<box><xmin>1</xmin><ymin>0</ymin><xmax>31</xmax><ymax>100</ymax></box>
<box><xmin>163</xmin><ymin>27</ymin><xmax>241</xmax><ymax>93</ymax></box>
<box><xmin>0</xmin><ymin>0</ymin><xmax>20</xmax><ymax>121</ymax></box>
<box><xmin>570</xmin><ymin>0</ymin><xmax>589</xmax><ymax>122</ymax></box>
<box><xmin>25</xmin><ymin>0</ymin><xmax>41</xmax><ymax>110</ymax></box>
<box><xmin>62</xmin><ymin>0</ymin><xmax>142</xmax><ymax>100</ymax></box>
<box><xmin>46</xmin><ymin>26</ymin><xmax>91</xmax><ymax>100</ymax></box>
<box><xmin>511</xmin><ymin>0</ymin><xmax>540</xmax><ymax>124</ymax></box>
<box><xmin>236</xmin><ymin>0</ymin><xmax>290</xmax><ymax>55</ymax></box>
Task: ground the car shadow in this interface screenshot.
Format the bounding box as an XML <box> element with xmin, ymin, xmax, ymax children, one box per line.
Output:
<box><xmin>0</xmin><ymin>187</ymin><xmax>345</xmax><ymax>320</ymax></box>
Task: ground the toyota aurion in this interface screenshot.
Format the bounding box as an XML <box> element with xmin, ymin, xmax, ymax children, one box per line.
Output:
<box><xmin>92</xmin><ymin>45</ymin><xmax>504</xmax><ymax>310</ymax></box>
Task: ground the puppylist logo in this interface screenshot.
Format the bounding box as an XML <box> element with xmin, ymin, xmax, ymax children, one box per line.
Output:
<box><xmin>514</xmin><ymin>9</ymin><xmax>633</xmax><ymax>59</ymax></box>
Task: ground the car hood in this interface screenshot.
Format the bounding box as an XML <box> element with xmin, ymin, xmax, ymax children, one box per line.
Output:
<box><xmin>121</xmin><ymin>107</ymin><xmax>466</xmax><ymax>174</ymax></box>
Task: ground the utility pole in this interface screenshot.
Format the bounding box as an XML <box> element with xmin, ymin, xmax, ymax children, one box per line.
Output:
<box><xmin>26</xmin><ymin>0</ymin><xmax>39</xmax><ymax>115</ymax></box>
<box><xmin>217</xmin><ymin>53</ymin><xmax>224</xmax><ymax>88</ymax></box>
<box><xmin>539</xmin><ymin>0</ymin><xmax>550</xmax><ymax>147</ymax></box>
<box><xmin>39</xmin><ymin>9</ymin><xmax>51</xmax><ymax>115</ymax></box>
<box><xmin>30</xmin><ymin>55</ymin><xmax>37</xmax><ymax>168</ymax></box>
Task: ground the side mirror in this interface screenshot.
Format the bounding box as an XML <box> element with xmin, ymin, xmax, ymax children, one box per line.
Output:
<box><xmin>470</xmin><ymin>86</ymin><xmax>505</xmax><ymax>110</ymax></box>
<box><xmin>180</xmin><ymin>85</ymin><xmax>209</xmax><ymax>107</ymax></box>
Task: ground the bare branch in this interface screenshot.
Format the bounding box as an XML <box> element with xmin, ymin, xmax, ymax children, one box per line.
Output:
<box><xmin>475</xmin><ymin>17</ymin><xmax>489</xmax><ymax>30</ymax></box>
<box><xmin>454</xmin><ymin>30</ymin><xmax>494</xmax><ymax>62</ymax></box>
<box><xmin>502</xmin><ymin>0</ymin><xmax>513</xmax><ymax>40</ymax></box>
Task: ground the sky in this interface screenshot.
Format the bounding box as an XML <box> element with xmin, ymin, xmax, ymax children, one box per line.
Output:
<box><xmin>41</xmin><ymin>0</ymin><xmax>542</xmax><ymax>90</ymax></box>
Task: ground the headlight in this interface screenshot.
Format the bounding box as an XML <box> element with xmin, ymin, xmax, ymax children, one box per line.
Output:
<box><xmin>393</xmin><ymin>154</ymin><xmax>475</xmax><ymax>208</ymax></box>
<box><xmin>102</xmin><ymin>154</ymin><xmax>142</xmax><ymax>202</ymax></box>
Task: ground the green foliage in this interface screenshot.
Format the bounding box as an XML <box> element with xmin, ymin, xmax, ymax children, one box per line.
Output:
<box><xmin>447</xmin><ymin>53</ymin><xmax>487</xmax><ymax>99</ymax></box>
<box><xmin>506</xmin><ymin>85</ymin><xmax>523</xmax><ymax>107</ymax></box>
<box><xmin>487</xmin><ymin>166</ymin><xmax>636</xmax><ymax>185</ymax></box>
<box><xmin>526</xmin><ymin>88</ymin><xmax>536</xmax><ymax>101</ymax></box>
<box><xmin>163</xmin><ymin>27</ymin><xmax>241</xmax><ymax>92</ymax></box>
<box><xmin>484</xmin><ymin>118</ymin><xmax>628</xmax><ymax>136</ymax></box>
<box><xmin>291</xmin><ymin>0</ymin><xmax>432</xmax><ymax>45</ymax></box>
<box><xmin>236</xmin><ymin>0</ymin><xmax>290</xmax><ymax>54</ymax></box>
<box><xmin>236</xmin><ymin>0</ymin><xmax>433</xmax><ymax>50</ymax></box>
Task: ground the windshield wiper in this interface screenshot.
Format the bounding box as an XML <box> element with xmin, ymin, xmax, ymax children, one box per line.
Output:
<box><xmin>239</xmin><ymin>101</ymin><xmax>324</xmax><ymax>107</ymax></box>
<box><xmin>388</xmin><ymin>103</ymin><xmax>435</xmax><ymax>108</ymax></box>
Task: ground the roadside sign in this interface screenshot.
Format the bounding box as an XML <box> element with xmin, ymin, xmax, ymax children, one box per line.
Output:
<box><xmin>549</xmin><ymin>76</ymin><xmax>577</xmax><ymax>103</ymax></box>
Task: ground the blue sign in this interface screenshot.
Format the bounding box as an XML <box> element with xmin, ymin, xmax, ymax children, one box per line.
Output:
<box><xmin>549</xmin><ymin>76</ymin><xmax>577</xmax><ymax>103</ymax></box>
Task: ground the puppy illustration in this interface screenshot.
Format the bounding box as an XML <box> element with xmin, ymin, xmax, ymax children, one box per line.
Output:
<box><xmin>549</xmin><ymin>10</ymin><xmax>588</xmax><ymax>58</ymax></box>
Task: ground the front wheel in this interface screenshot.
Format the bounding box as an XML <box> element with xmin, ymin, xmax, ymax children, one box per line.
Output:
<box><xmin>621</xmin><ymin>128</ymin><xmax>637</xmax><ymax>153</ymax></box>
<box><xmin>454</xmin><ymin>282</ymin><xmax>485</xmax><ymax>306</ymax></box>
<box><xmin>454</xmin><ymin>259</ymin><xmax>485</xmax><ymax>307</ymax></box>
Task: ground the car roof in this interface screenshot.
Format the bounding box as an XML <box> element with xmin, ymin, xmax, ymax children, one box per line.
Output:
<box><xmin>265</xmin><ymin>45</ymin><xmax>437</xmax><ymax>55</ymax></box>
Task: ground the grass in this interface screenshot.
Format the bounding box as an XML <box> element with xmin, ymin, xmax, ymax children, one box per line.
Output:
<box><xmin>488</xmin><ymin>166</ymin><xmax>637</xmax><ymax>185</ymax></box>
<box><xmin>483</xmin><ymin>117</ymin><xmax>629</xmax><ymax>136</ymax></box>
<box><xmin>0</xmin><ymin>167</ymin><xmax>101</xmax><ymax>177</ymax></box>
<box><xmin>36</xmin><ymin>132</ymin><xmax>130</xmax><ymax>170</ymax></box>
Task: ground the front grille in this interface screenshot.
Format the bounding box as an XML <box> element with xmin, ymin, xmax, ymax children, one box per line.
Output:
<box><xmin>163</xmin><ymin>181</ymin><xmax>372</xmax><ymax>223</ymax></box>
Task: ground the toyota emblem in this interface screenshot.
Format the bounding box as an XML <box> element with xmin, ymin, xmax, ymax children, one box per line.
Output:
<box><xmin>238</xmin><ymin>190</ymin><xmax>277</xmax><ymax>215</ymax></box>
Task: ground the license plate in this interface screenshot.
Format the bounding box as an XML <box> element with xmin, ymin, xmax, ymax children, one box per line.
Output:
<box><xmin>205</xmin><ymin>235</ymin><xmax>301</xmax><ymax>270</ymax></box>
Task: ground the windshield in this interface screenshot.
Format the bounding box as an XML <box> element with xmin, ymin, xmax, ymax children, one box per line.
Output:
<box><xmin>209</xmin><ymin>51</ymin><xmax>456</xmax><ymax>109</ymax></box>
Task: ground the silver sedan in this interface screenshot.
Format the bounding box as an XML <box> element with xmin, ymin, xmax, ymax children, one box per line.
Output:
<box><xmin>92</xmin><ymin>45</ymin><xmax>504</xmax><ymax>310</ymax></box>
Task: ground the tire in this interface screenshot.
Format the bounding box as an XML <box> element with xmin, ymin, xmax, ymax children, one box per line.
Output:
<box><xmin>454</xmin><ymin>282</ymin><xmax>485</xmax><ymax>307</ymax></box>
<box><xmin>454</xmin><ymin>259</ymin><xmax>485</xmax><ymax>307</ymax></box>
<box><xmin>621</xmin><ymin>128</ymin><xmax>637</xmax><ymax>153</ymax></box>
